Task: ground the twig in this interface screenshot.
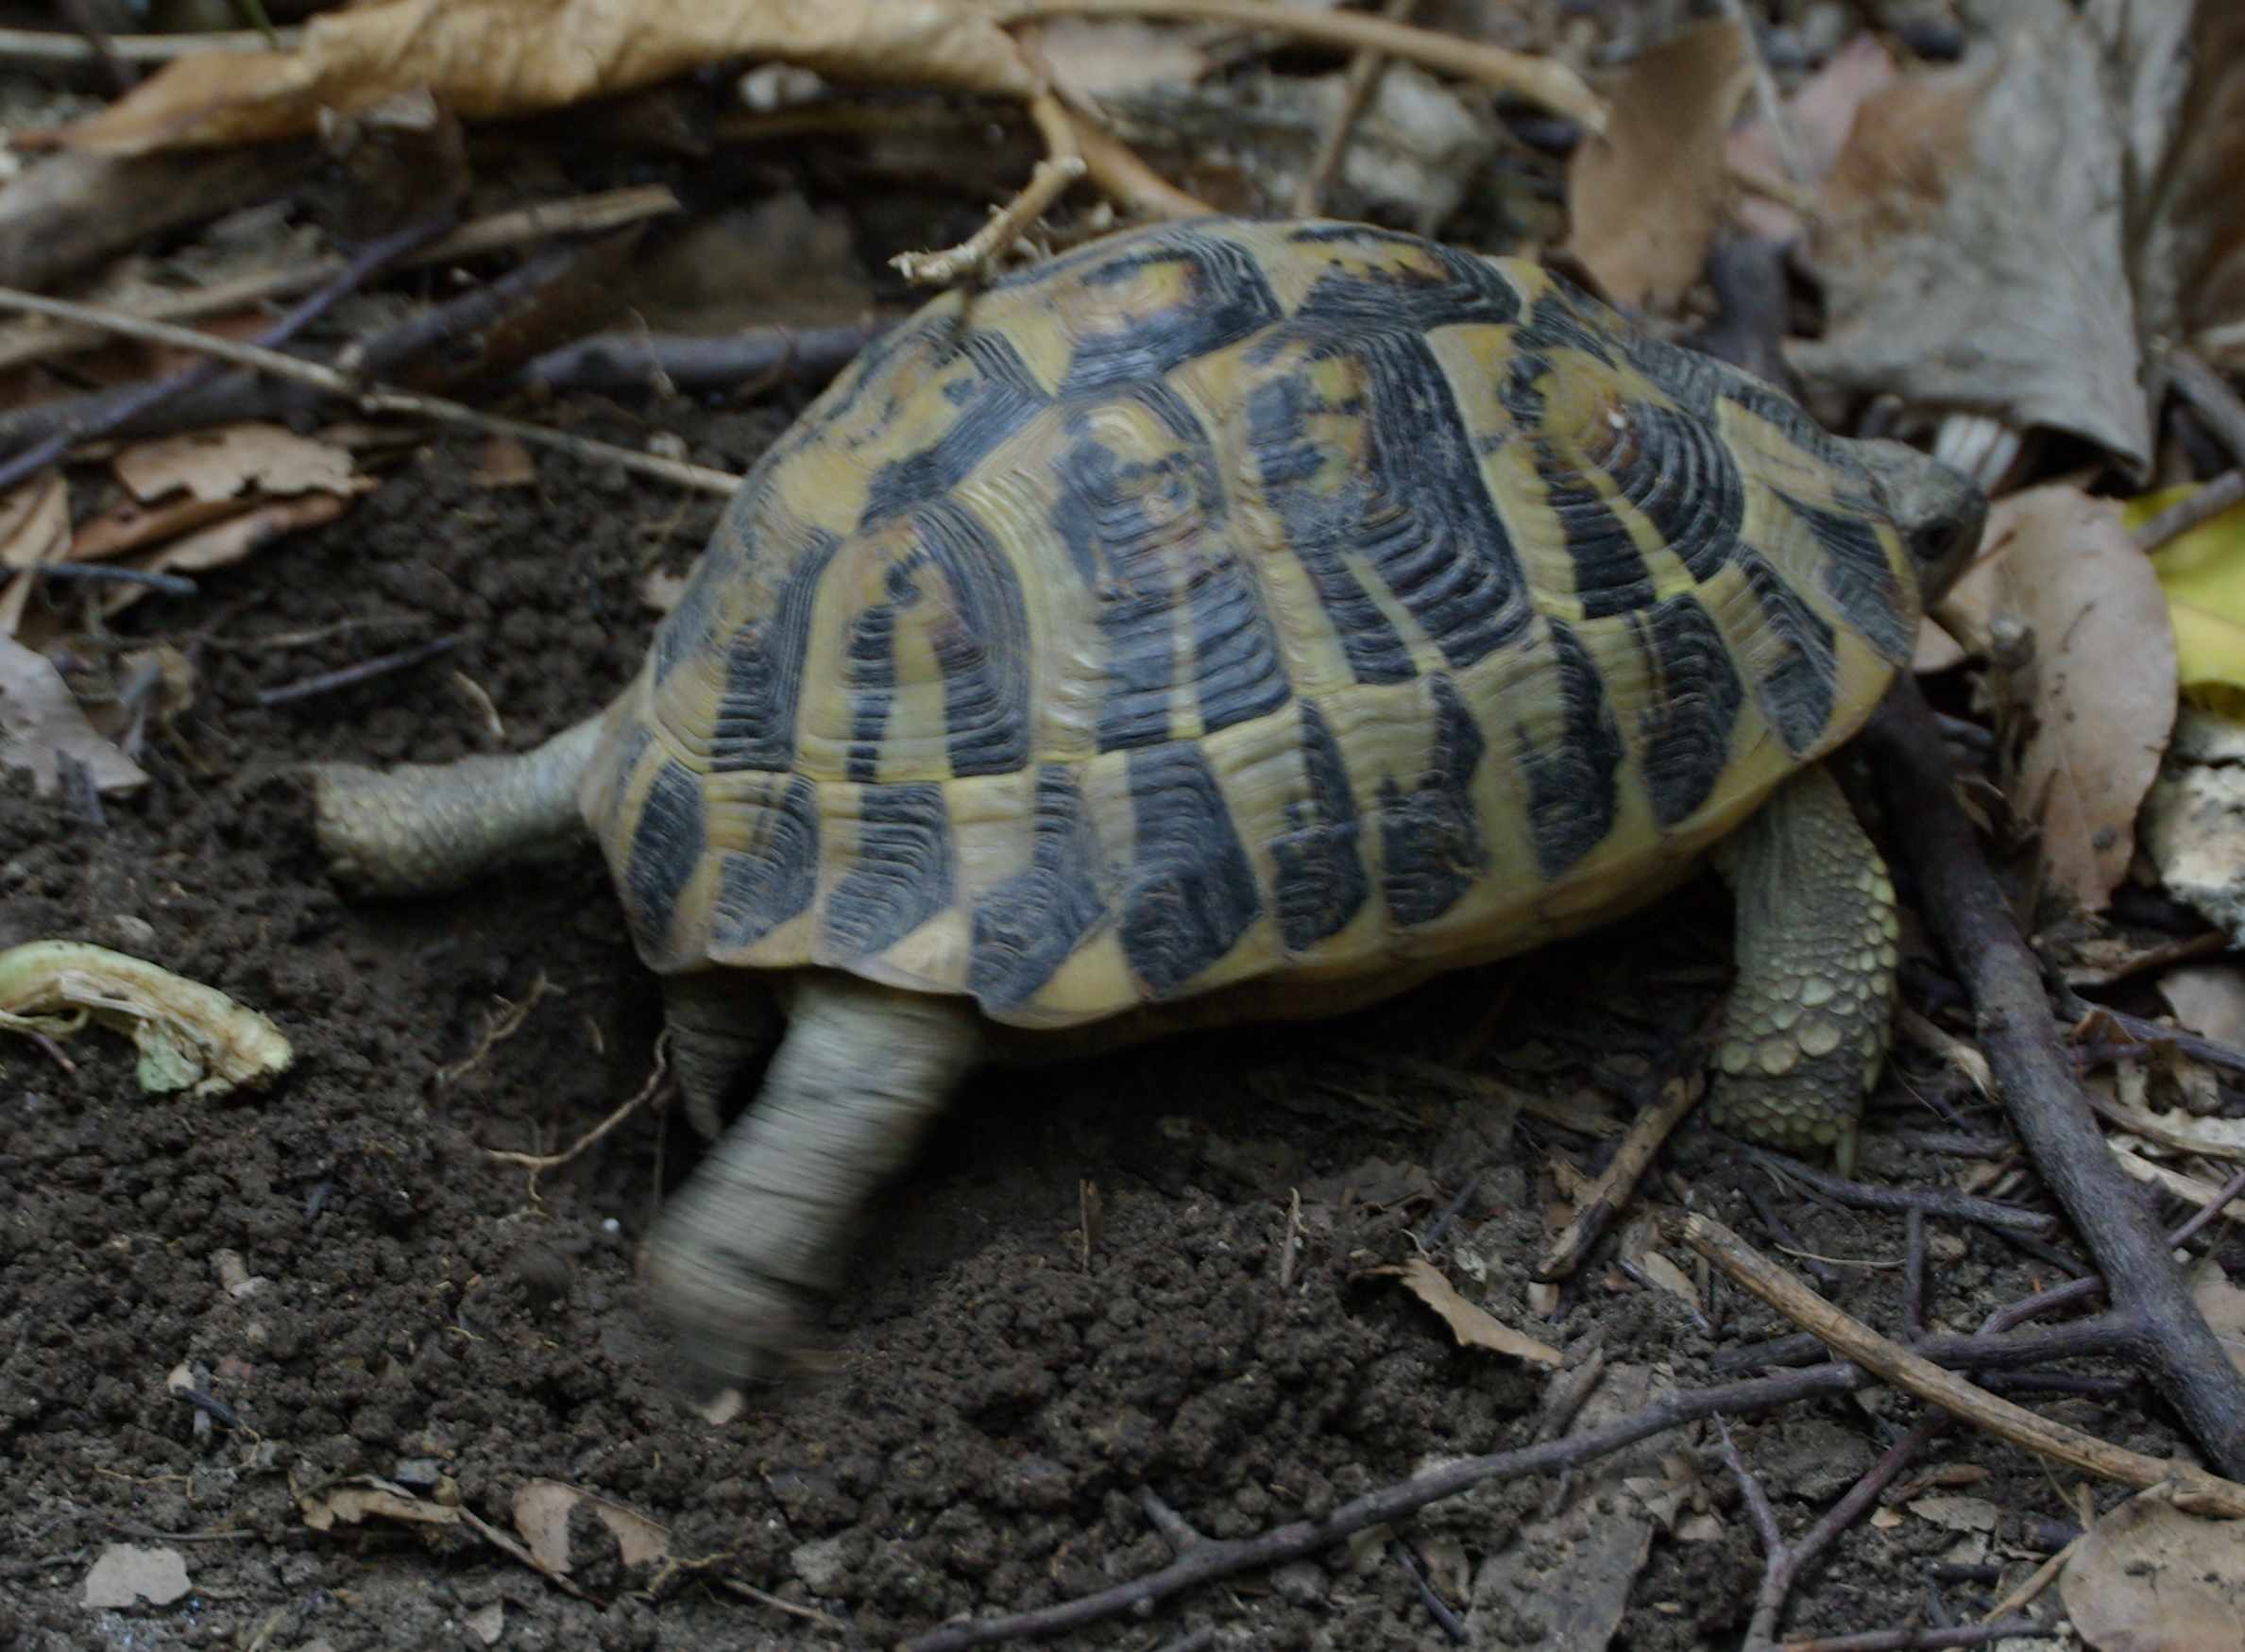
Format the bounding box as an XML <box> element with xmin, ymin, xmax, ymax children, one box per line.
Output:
<box><xmin>1720</xmin><ymin>1411</ymin><xmax>1947</xmax><ymax>1648</ymax></box>
<box><xmin>710</xmin><ymin>1575</ymin><xmax>845</xmax><ymax>1631</ymax></box>
<box><xmin>1745</xmin><ymin>1182</ymin><xmax>1845</xmax><ymax>1292</ymax></box>
<box><xmin>992</xmin><ymin>0</ymin><xmax>1609</xmax><ymax>132</ymax></box>
<box><xmin>0</xmin><ymin>214</ymin><xmax>450</xmax><ymax>497</ymax></box>
<box><xmin>1783</xmin><ymin>1625</ymin><xmax>2053</xmax><ymax>1652</ymax></box>
<box><xmin>0</xmin><ymin>285</ymin><xmax>741</xmax><ymax>497</ymax></box>
<box><xmin>1292</xmin><ymin>0</ymin><xmax>1417</xmax><ymax>216</ymax></box>
<box><xmin>485</xmin><ymin>1035</ymin><xmax>670</xmax><ymax>1175</ymax></box>
<box><xmin>1864</xmin><ymin>681</ymin><xmax>2245</xmax><ymax>1475</ymax></box>
<box><xmin>2133</xmin><ymin>468</ymin><xmax>2245</xmax><ymax>553</ymax></box>
<box><xmin>253</xmin><ymin>635</ymin><xmax>465</xmax><ymax>708</ymax></box>
<box><xmin>2067</xmin><ymin>1003</ymin><xmax>2245</xmax><ymax>1081</ymax></box>
<box><xmin>2167</xmin><ymin>1164</ymin><xmax>2245</xmax><ymax>1250</ymax></box>
<box><xmin>0</xmin><ymin>26</ymin><xmax>296</xmax><ymax>63</ymax></box>
<box><xmin>1536</xmin><ymin>1074</ymin><xmax>1703</xmax><ymax>1281</ymax></box>
<box><xmin>1743</xmin><ymin>1148</ymin><xmax>2054</xmax><ymax>1236</ymax></box>
<box><xmin>518</xmin><ymin>320</ymin><xmax>888</xmax><ymax>400</ymax></box>
<box><xmin>893</xmin><ymin>92</ymin><xmax>1087</xmax><ymax>284</ymax></box>
<box><xmin>902</xmin><ymin>1304</ymin><xmax>2167</xmax><ymax>1652</ymax></box>
<box><xmin>33</xmin><ymin>564</ymin><xmax>196</xmax><ymax>596</ymax></box>
<box><xmin>2166</xmin><ymin>349</ymin><xmax>2245</xmax><ymax>464</ymax></box>
<box><xmin>1676</xmin><ymin>1211</ymin><xmax>2245</xmax><ymax>1515</ymax></box>
<box><xmin>0</xmin><ymin>184</ymin><xmax>681</xmax><ymax>375</ymax></box>
<box><xmin>1388</xmin><ymin>1537</ymin><xmax>1469</xmax><ymax>1643</ymax></box>
<box><xmin>1715</xmin><ymin>0</ymin><xmax>1806</xmax><ymax>184</ymax></box>
<box><xmin>52</xmin><ymin>0</ymin><xmax>132</xmax><ymax>93</ymax></box>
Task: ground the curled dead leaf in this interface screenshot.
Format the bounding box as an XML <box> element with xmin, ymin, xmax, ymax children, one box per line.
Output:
<box><xmin>0</xmin><ymin>939</ymin><xmax>291</xmax><ymax>1096</ymax></box>
<box><xmin>1368</xmin><ymin>1257</ymin><xmax>1562</xmax><ymax>1367</ymax></box>
<box><xmin>512</xmin><ymin>1479</ymin><xmax>670</xmax><ymax>1575</ymax></box>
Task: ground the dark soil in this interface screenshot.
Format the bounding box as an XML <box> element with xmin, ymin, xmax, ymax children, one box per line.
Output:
<box><xmin>0</xmin><ymin>354</ymin><xmax>2164</xmax><ymax>1652</ymax></box>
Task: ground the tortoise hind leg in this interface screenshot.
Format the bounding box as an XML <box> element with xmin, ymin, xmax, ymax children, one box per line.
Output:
<box><xmin>662</xmin><ymin>971</ymin><xmax>780</xmax><ymax>1141</ymax></box>
<box><xmin>1709</xmin><ymin>762</ymin><xmax>1900</xmax><ymax>1174</ymax></box>
<box><xmin>646</xmin><ymin>972</ymin><xmax>983</xmax><ymax>1388</ymax></box>
<box><xmin>307</xmin><ymin>713</ymin><xmax>605</xmax><ymax>895</ymax></box>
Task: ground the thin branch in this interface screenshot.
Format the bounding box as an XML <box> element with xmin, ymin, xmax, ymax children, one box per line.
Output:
<box><xmin>1743</xmin><ymin>1148</ymin><xmax>2054</xmax><ymax>1236</ymax></box>
<box><xmin>1676</xmin><ymin>1211</ymin><xmax>2245</xmax><ymax>1515</ymax></box>
<box><xmin>0</xmin><ymin>213</ymin><xmax>451</xmax><ymax>497</ymax></box>
<box><xmin>893</xmin><ymin>92</ymin><xmax>1085</xmax><ymax>284</ymax></box>
<box><xmin>0</xmin><ymin>285</ymin><xmax>740</xmax><ymax>496</ymax></box>
<box><xmin>991</xmin><ymin>0</ymin><xmax>1609</xmax><ymax>132</ymax></box>
<box><xmin>2134</xmin><ymin>468</ymin><xmax>2245</xmax><ymax>553</ymax></box>
<box><xmin>1865</xmin><ymin>681</ymin><xmax>2245</xmax><ymax>1475</ymax></box>
<box><xmin>1292</xmin><ymin>0</ymin><xmax>1417</xmax><ymax>216</ymax></box>
<box><xmin>0</xmin><ymin>26</ymin><xmax>298</xmax><ymax>63</ymax></box>
<box><xmin>1536</xmin><ymin>1075</ymin><xmax>1703</xmax><ymax>1281</ymax></box>
<box><xmin>0</xmin><ymin>184</ymin><xmax>679</xmax><ymax>375</ymax></box>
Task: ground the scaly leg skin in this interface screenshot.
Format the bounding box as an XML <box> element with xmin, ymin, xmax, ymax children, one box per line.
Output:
<box><xmin>1709</xmin><ymin>762</ymin><xmax>1900</xmax><ymax>1176</ymax></box>
<box><xmin>646</xmin><ymin>971</ymin><xmax>983</xmax><ymax>1390</ymax></box>
<box><xmin>663</xmin><ymin>970</ymin><xmax>780</xmax><ymax>1142</ymax></box>
<box><xmin>306</xmin><ymin>713</ymin><xmax>605</xmax><ymax>896</ymax></box>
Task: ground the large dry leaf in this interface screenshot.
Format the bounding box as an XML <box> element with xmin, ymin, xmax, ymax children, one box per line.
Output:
<box><xmin>2145</xmin><ymin>709</ymin><xmax>2245</xmax><ymax>945</ymax></box>
<box><xmin>1792</xmin><ymin>12</ymin><xmax>2144</xmax><ymax>468</ymax></box>
<box><xmin>50</xmin><ymin>0</ymin><xmax>1038</xmax><ymax>155</ymax></box>
<box><xmin>2061</xmin><ymin>1491</ymin><xmax>2245</xmax><ymax>1651</ymax></box>
<box><xmin>1981</xmin><ymin>487</ymin><xmax>2176</xmax><ymax>910</ymax></box>
<box><xmin>0</xmin><ymin>637</ymin><xmax>148</xmax><ymax>796</ymax></box>
<box><xmin>113</xmin><ymin>423</ymin><xmax>357</xmax><ymax>504</ymax></box>
<box><xmin>1794</xmin><ymin>0</ymin><xmax>2245</xmax><ymax>475</ymax></box>
<box><xmin>1565</xmin><ymin>19</ymin><xmax>1752</xmax><ymax>311</ymax></box>
<box><xmin>1727</xmin><ymin>32</ymin><xmax>1897</xmax><ymax>243</ymax></box>
<box><xmin>1369</xmin><ymin>1258</ymin><xmax>1562</xmax><ymax>1366</ymax></box>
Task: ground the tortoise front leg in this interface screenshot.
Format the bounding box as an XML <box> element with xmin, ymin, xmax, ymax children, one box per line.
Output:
<box><xmin>306</xmin><ymin>712</ymin><xmax>605</xmax><ymax>895</ymax></box>
<box><xmin>1709</xmin><ymin>761</ymin><xmax>1900</xmax><ymax>1174</ymax></box>
<box><xmin>646</xmin><ymin>971</ymin><xmax>983</xmax><ymax>1388</ymax></box>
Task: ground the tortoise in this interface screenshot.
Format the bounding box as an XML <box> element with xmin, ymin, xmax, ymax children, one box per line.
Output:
<box><xmin>309</xmin><ymin>215</ymin><xmax>1984</xmax><ymax>1387</ymax></box>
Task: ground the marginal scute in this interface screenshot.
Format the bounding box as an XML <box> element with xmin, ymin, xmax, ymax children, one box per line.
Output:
<box><xmin>579</xmin><ymin>215</ymin><xmax>1953</xmax><ymax>1030</ymax></box>
<box><xmin>1119</xmin><ymin>741</ymin><xmax>1263</xmax><ymax>996</ymax></box>
<box><xmin>823</xmin><ymin>783</ymin><xmax>954</xmax><ymax>961</ymax></box>
<box><xmin>1380</xmin><ymin>673</ymin><xmax>1488</xmax><ymax>926</ymax></box>
<box><xmin>1271</xmin><ymin>699</ymin><xmax>1369</xmax><ymax>951</ymax></box>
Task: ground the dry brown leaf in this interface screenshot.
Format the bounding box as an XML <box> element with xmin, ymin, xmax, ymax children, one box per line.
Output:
<box><xmin>512</xmin><ymin>1479</ymin><xmax>671</xmax><ymax>1575</ymax></box>
<box><xmin>1634</xmin><ymin>1249</ymin><xmax>1700</xmax><ymax>1314</ymax></box>
<box><xmin>2146</xmin><ymin>710</ymin><xmax>2245</xmax><ymax>945</ymax></box>
<box><xmin>94</xmin><ymin>490</ymin><xmax>362</xmax><ymax>623</ymax></box>
<box><xmin>2187</xmin><ymin>1260</ymin><xmax>2245</xmax><ymax>1376</ymax></box>
<box><xmin>1369</xmin><ymin>1257</ymin><xmax>1562</xmax><ymax>1367</ymax></box>
<box><xmin>68</xmin><ymin>493</ymin><xmax>252</xmax><ymax>563</ymax></box>
<box><xmin>1982</xmin><ymin>487</ymin><xmax>2177</xmax><ymax>911</ymax></box>
<box><xmin>1795</xmin><ymin>1</ymin><xmax>2245</xmax><ymax>475</ymax></box>
<box><xmin>2091</xmin><ymin>1084</ymin><xmax>2245</xmax><ymax>1162</ymax></box>
<box><xmin>0</xmin><ymin>637</ymin><xmax>148</xmax><ymax>796</ymax></box>
<box><xmin>1727</xmin><ymin>31</ymin><xmax>1897</xmax><ymax>243</ymax></box>
<box><xmin>48</xmin><ymin>0</ymin><xmax>1038</xmax><ymax>155</ymax></box>
<box><xmin>473</xmin><ymin>434</ymin><xmax>537</xmax><ymax>489</ymax></box>
<box><xmin>1907</xmin><ymin>1494</ymin><xmax>1999</xmax><ymax>1535</ymax></box>
<box><xmin>1565</xmin><ymin>19</ymin><xmax>1752</xmax><ymax>310</ymax></box>
<box><xmin>301</xmin><ymin>1483</ymin><xmax>454</xmax><ymax>1532</ymax></box>
<box><xmin>2061</xmin><ymin>1490</ymin><xmax>2245</xmax><ymax>1651</ymax></box>
<box><xmin>113</xmin><ymin>422</ymin><xmax>357</xmax><ymax>503</ymax></box>
<box><xmin>2160</xmin><ymin>962</ymin><xmax>2245</xmax><ymax>1048</ymax></box>
<box><xmin>80</xmin><ymin>1544</ymin><xmax>191</xmax><ymax>1610</ymax></box>
<box><xmin>0</xmin><ymin>473</ymin><xmax>71</xmax><ymax>637</ymax></box>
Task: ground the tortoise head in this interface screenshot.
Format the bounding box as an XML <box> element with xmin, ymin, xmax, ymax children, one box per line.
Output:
<box><xmin>1852</xmin><ymin>437</ymin><xmax>1987</xmax><ymax>603</ymax></box>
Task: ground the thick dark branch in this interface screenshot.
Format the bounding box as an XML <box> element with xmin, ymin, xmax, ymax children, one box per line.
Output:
<box><xmin>1862</xmin><ymin>681</ymin><xmax>2245</xmax><ymax>1475</ymax></box>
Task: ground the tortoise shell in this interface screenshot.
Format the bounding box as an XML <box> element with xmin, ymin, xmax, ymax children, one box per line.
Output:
<box><xmin>579</xmin><ymin>217</ymin><xmax>1925</xmax><ymax>1029</ymax></box>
